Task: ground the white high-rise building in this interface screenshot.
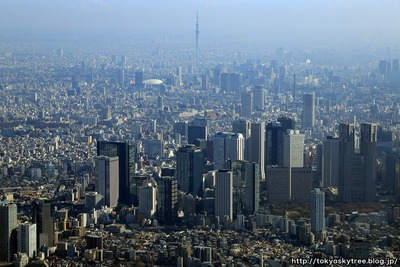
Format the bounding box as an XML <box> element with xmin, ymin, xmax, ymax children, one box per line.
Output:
<box><xmin>213</xmin><ymin>132</ymin><xmax>244</xmax><ymax>170</ymax></box>
<box><xmin>302</xmin><ymin>92</ymin><xmax>315</xmax><ymax>129</ymax></box>
<box><xmin>283</xmin><ymin>130</ymin><xmax>304</xmax><ymax>168</ymax></box>
<box><xmin>138</xmin><ymin>184</ymin><xmax>157</xmax><ymax>218</ymax></box>
<box><xmin>18</xmin><ymin>223</ymin><xmax>37</xmax><ymax>259</ymax></box>
<box><xmin>95</xmin><ymin>156</ymin><xmax>119</xmax><ymax>207</ymax></box>
<box><xmin>215</xmin><ymin>170</ymin><xmax>233</xmax><ymax>222</ymax></box>
<box><xmin>177</xmin><ymin>66</ymin><xmax>183</xmax><ymax>86</ymax></box>
<box><xmin>232</xmin><ymin>119</ymin><xmax>251</xmax><ymax>160</ymax></box>
<box><xmin>311</xmin><ymin>188</ymin><xmax>325</xmax><ymax>234</ymax></box>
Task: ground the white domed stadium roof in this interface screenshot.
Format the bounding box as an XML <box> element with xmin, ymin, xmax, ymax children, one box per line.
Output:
<box><xmin>143</xmin><ymin>79</ymin><xmax>164</xmax><ymax>85</ymax></box>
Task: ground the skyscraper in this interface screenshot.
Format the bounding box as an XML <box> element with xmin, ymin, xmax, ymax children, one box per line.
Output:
<box><xmin>360</xmin><ymin>123</ymin><xmax>378</xmax><ymax>202</ymax></box>
<box><xmin>138</xmin><ymin>184</ymin><xmax>157</xmax><ymax>219</ymax></box>
<box><xmin>322</xmin><ymin>136</ymin><xmax>339</xmax><ymax>187</ymax></box>
<box><xmin>135</xmin><ymin>71</ymin><xmax>144</xmax><ymax>89</ymax></box>
<box><xmin>215</xmin><ymin>170</ymin><xmax>233</xmax><ymax>222</ymax></box>
<box><xmin>266</xmin><ymin>166</ymin><xmax>312</xmax><ymax>203</ymax></box>
<box><xmin>95</xmin><ymin>156</ymin><xmax>119</xmax><ymax>207</ymax></box>
<box><xmin>241</xmin><ymin>92</ymin><xmax>253</xmax><ymax>118</ymax></box>
<box><xmin>277</xmin><ymin>117</ymin><xmax>296</xmax><ymax>133</ymax></box>
<box><xmin>243</xmin><ymin>162</ymin><xmax>260</xmax><ymax>214</ymax></box>
<box><xmin>97</xmin><ymin>141</ymin><xmax>135</xmax><ymax>205</ymax></box>
<box><xmin>157</xmin><ymin>177</ymin><xmax>178</xmax><ymax>224</ymax></box>
<box><xmin>283</xmin><ymin>130</ymin><xmax>304</xmax><ymax>168</ymax></box>
<box><xmin>177</xmin><ymin>66</ymin><xmax>183</xmax><ymax>86</ymax></box>
<box><xmin>176</xmin><ymin>145</ymin><xmax>204</xmax><ymax>196</ymax></box>
<box><xmin>253</xmin><ymin>86</ymin><xmax>267</xmax><ymax>110</ymax></box>
<box><xmin>201</xmin><ymin>74</ymin><xmax>208</xmax><ymax>91</ymax></box>
<box><xmin>32</xmin><ymin>199</ymin><xmax>56</xmax><ymax>249</ymax></box>
<box><xmin>230</xmin><ymin>160</ymin><xmax>260</xmax><ymax>215</ymax></box>
<box><xmin>232</xmin><ymin>119</ymin><xmax>251</xmax><ymax>160</ymax></box>
<box><xmin>0</xmin><ymin>202</ymin><xmax>17</xmax><ymax>262</ymax></box>
<box><xmin>188</xmin><ymin>125</ymin><xmax>207</xmax><ymax>144</ymax></box>
<box><xmin>18</xmin><ymin>223</ymin><xmax>37</xmax><ymax>259</ymax></box>
<box><xmin>213</xmin><ymin>132</ymin><xmax>244</xmax><ymax>170</ymax></box>
<box><xmin>384</xmin><ymin>150</ymin><xmax>400</xmax><ymax>196</ymax></box>
<box><xmin>265</xmin><ymin>121</ymin><xmax>283</xmax><ymax>167</ymax></box>
<box><xmin>338</xmin><ymin>123</ymin><xmax>377</xmax><ymax>202</ymax></box>
<box><xmin>250</xmin><ymin>122</ymin><xmax>265</xmax><ymax>179</ymax></box>
<box><xmin>311</xmin><ymin>188</ymin><xmax>325</xmax><ymax>234</ymax></box>
<box><xmin>302</xmin><ymin>92</ymin><xmax>315</xmax><ymax>129</ymax></box>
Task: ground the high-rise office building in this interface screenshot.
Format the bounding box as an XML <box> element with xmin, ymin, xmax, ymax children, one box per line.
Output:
<box><xmin>265</xmin><ymin>121</ymin><xmax>283</xmax><ymax>167</ymax></box>
<box><xmin>177</xmin><ymin>66</ymin><xmax>183</xmax><ymax>86</ymax></box>
<box><xmin>384</xmin><ymin>151</ymin><xmax>400</xmax><ymax>196</ymax></box>
<box><xmin>220</xmin><ymin>73</ymin><xmax>240</xmax><ymax>92</ymax></box>
<box><xmin>220</xmin><ymin>73</ymin><xmax>230</xmax><ymax>92</ymax></box>
<box><xmin>360</xmin><ymin>123</ymin><xmax>378</xmax><ymax>202</ymax></box>
<box><xmin>138</xmin><ymin>184</ymin><xmax>157</xmax><ymax>219</ymax></box>
<box><xmin>266</xmin><ymin>167</ymin><xmax>290</xmax><ymax>203</ymax></box>
<box><xmin>193</xmin><ymin>246</ymin><xmax>212</xmax><ymax>264</ymax></box>
<box><xmin>243</xmin><ymin>162</ymin><xmax>260</xmax><ymax>214</ymax></box>
<box><xmin>157</xmin><ymin>96</ymin><xmax>164</xmax><ymax>110</ymax></box>
<box><xmin>241</xmin><ymin>92</ymin><xmax>253</xmax><ymax>118</ymax></box>
<box><xmin>266</xmin><ymin>166</ymin><xmax>312</xmax><ymax>203</ymax></box>
<box><xmin>95</xmin><ymin>156</ymin><xmax>119</xmax><ymax>207</ymax></box>
<box><xmin>392</xmin><ymin>59</ymin><xmax>399</xmax><ymax>71</ymax></box>
<box><xmin>131</xmin><ymin>174</ymin><xmax>149</xmax><ymax>207</ymax></box>
<box><xmin>250</xmin><ymin>122</ymin><xmax>265</xmax><ymax>179</ymax></box>
<box><xmin>174</xmin><ymin>121</ymin><xmax>188</xmax><ymax>137</ymax></box>
<box><xmin>143</xmin><ymin>139</ymin><xmax>163</xmax><ymax>157</ymax></box>
<box><xmin>135</xmin><ymin>71</ymin><xmax>144</xmax><ymax>89</ymax></box>
<box><xmin>18</xmin><ymin>223</ymin><xmax>37</xmax><ymax>259</ymax></box>
<box><xmin>253</xmin><ymin>86</ymin><xmax>267</xmax><ymax>110</ymax></box>
<box><xmin>283</xmin><ymin>130</ymin><xmax>304</xmax><ymax>168</ymax></box>
<box><xmin>302</xmin><ymin>92</ymin><xmax>315</xmax><ymax>129</ymax></box>
<box><xmin>176</xmin><ymin>145</ymin><xmax>204</xmax><ymax>196</ymax></box>
<box><xmin>188</xmin><ymin>125</ymin><xmax>207</xmax><ymax>144</ymax></box>
<box><xmin>229</xmin><ymin>160</ymin><xmax>260</xmax><ymax>215</ymax></box>
<box><xmin>338</xmin><ymin>123</ymin><xmax>377</xmax><ymax>202</ymax></box>
<box><xmin>215</xmin><ymin>170</ymin><xmax>233</xmax><ymax>222</ymax></box>
<box><xmin>232</xmin><ymin>119</ymin><xmax>251</xmax><ymax>160</ymax></box>
<box><xmin>379</xmin><ymin>60</ymin><xmax>389</xmax><ymax>79</ymax></box>
<box><xmin>291</xmin><ymin>167</ymin><xmax>313</xmax><ymax>203</ymax></box>
<box><xmin>0</xmin><ymin>202</ymin><xmax>17</xmax><ymax>262</ymax></box>
<box><xmin>311</xmin><ymin>188</ymin><xmax>325</xmax><ymax>234</ymax></box>
<box><xmin>157</xmin><ymin>177</ymin><xmax>178</xmax><ymax>224</ymax></box>
<box><xmin>97</xmin><ymin>141</ymin><xmax>135</xmax><ymax>205</ymax></box>
<box><xmin>322</xmin><ymin>136</ymin><xmax>339</xmax><ymax>187</ymax></box>
<box><xmin>32</xmin><ymin>199</ymin><xmax>56</xmax><ymax>249</ymax></box>
<box><xmin>201</xmin><ymin>74</ymin><xmax>208</xmax><ymax>91</ymax></box>
<box><xmin>277</xmin><ymin>117</ymin><xmax>296</xmax><ymax>132</ymax></box>
<box><xmin>213</xmin><ymin>132</ymin><xmax>244</xmax><ymax>170</ymax></box>
<box><xmin>118</xmin><ymin>68</ymin><xmax>124</xmax><ymax>85</ymax></box>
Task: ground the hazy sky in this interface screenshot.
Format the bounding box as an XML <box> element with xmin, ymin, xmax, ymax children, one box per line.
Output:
<box><xmin>1</xmin><ymin>0</ymin><xmax>399</xmax><ymax>46</ymax></box>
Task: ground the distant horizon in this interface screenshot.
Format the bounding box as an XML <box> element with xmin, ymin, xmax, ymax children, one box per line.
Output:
<box><xmin>0</xmin><ymin>0</ymin><xmax>399</xmax><ymax>49</ymax></box>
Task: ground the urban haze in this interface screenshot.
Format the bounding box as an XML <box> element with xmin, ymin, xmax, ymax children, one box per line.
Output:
<box><xmin>0</xmin><ymin>1</ymin><xmax>399</xmax><ymax>267</ymax></box>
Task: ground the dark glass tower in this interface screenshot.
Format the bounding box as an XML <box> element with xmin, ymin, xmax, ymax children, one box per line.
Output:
<box><xmin>97</xmin><ymin>141</ymin><xmax>136</xmax><ymax>205</ymax></box>
<box><xmin>188</xmin><ymin>125</ymin><xmax>207</xmax><ymax>144</ymax></box>
<box><xmin>176</xmin><ymin>145</ymin><xmax>204</xmax><ymax>196</ymax></box>
<box><xmin>265</xmin><ymin>121</ymin><xmax>283</xmax><ymax>166</ymax></box>
<box><xmin>338</xmin><ymin>123</ymin><xmax>377</xmax><ymax>202</ymax></box>
<box><xmin>157</xmin><ymin>177</ymin><xmax>178</xmax><ymax>224</ymax></box>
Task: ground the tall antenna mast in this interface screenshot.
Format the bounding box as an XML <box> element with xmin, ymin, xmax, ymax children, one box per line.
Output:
<box><xmin>195</xmin><ymin>11</ymin><xmax>199</xmax><ymax>57</ymax></box>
